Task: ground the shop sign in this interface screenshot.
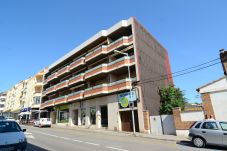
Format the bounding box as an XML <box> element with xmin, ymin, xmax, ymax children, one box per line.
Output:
<box><xmin>118</xmin><ymin>91</ymin><xmax>137</xmax><ymax>108</ymax></box>
<box><xmin>55</xmin><ymin>104</ymin><xmax>69</xmax><ymax>110</ymax></box>
<box><xmin>20</xmin><ymin>107</ymin><xmax>31</xmax><ymax>112</ymax></box>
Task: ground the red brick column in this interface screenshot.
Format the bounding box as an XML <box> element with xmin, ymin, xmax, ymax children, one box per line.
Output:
<box><xmin>201</xmin><ymin>93</ymin><xmax>215</xmax><ymax>119</ymax></box>
<box><xmin>172</xmin><ymin>107</ymin><xmax>195</xmax><ymax>130</ymax></box>
<box><xmin>143</xmin><ymin>111</ymin><xmax>150</xmax><ymax>130</ymax></box>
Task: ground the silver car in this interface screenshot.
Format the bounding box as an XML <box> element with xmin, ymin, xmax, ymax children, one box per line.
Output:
<box><xmin>189</xmin><ymin>120</ymin><xmax>227</xmax><ymax>148</ymax></box>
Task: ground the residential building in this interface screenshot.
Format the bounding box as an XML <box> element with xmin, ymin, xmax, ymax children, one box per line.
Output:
<box><xmin>0</xmin><ymin>92</ymin><xmax>6</xmax><ymax>115</ymax></box>
<box><xmin>196</xmin><ymin>49</ymin><xmax>227</xmax><ymax>122</ymax></box>
<box><xmin>41</xmin><ymin>17</ymin><xmax>172</xmax><ymax>133</ymax></box>
<box><xmin>3</xmin><ymin>70</ymin><xmax>45</xmax><ymax>120</ymax></box>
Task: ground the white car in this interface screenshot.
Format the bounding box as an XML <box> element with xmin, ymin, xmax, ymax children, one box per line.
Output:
<box><xmin>0</xmin><ymin>120</ymin><xmax>27</xmax><ymax>151</ymax></box>
<box><xmin>34</xmin><ymin>118</ymin><xmax>52</xmax><ymax>128</ymax></box>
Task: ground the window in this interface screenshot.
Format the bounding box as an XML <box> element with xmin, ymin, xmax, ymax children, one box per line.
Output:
<box><xmin>58</xmin><ymin>110</ymin><xmax>69</xmax><ymax>123</ymax></box>
<box><xmin>220</xmin><ymin>122</ymin><xmax>227</xmax><ymax>131</ymax></box>
<box><xmin>33</xmin><ymin>97</ymin><xmax>41</xmax><ymax>104</ymax></box>
<box><xmin>202</xmin><ymin>122</ymin><xmax>218</xmax><ymax>130</ymax></box>
<box><xmin>90</xmin><ymin>107</ymin><xmax>96</xmax><ymax>125</ymax></box>
<box><xmin>0</xmin><ymin>121</ymin><xmax>21</xmax><ymax>133</ymax></box>
<box><xmin>195</xmin><ymin>122</ymin><xmax>202</xmax><ymax>129</ymax></box>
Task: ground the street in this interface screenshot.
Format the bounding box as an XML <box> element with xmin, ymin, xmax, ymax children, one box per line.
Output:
<box><xmin>21</xmin><ymin>125</ymin><xmax>227</xmax><ymax>151</ymax></box>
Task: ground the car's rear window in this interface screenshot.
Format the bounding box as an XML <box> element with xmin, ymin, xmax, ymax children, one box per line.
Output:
<box><xmin>195</xmin><ymin>122</ymin><xmax>202</xmax><ymax>128</ymax></box>
<box><xmin>220</xmin><ymin>122</ymin><xmax>227</xmax><ymax>131</ymax></box>
<box><xmin>0</xmin><ymin>121</ymin><xmax>21</xmax><ymax>133</ymax></box>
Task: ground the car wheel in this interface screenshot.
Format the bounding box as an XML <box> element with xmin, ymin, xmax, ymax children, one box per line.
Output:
<box><xmin>193</xmin><ymin>137</ymin><xmax>205</xmax><ymax>148</ymax></box>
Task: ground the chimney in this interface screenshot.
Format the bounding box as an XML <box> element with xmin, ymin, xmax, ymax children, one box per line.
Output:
<box><xmin>220</xmin><ymin>49</ymin><xmax>227</xmax><ymax>75</ymax></box>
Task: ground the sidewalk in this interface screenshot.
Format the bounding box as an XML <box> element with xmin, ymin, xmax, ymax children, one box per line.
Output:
<box><xmin>51</xmin><ymin>124</ymin><xmax>187</xmax><ymax>143</ymax></box>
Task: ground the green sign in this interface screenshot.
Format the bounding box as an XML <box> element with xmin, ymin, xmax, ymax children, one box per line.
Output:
<box><xmin>55</xmin><ymin>104</ymin><xmax>69</xmax><ymax>110</ymax></box>
<box><xmin>119</xmin><ymin>97</ymin><xmax>129</xmax><ymax>108</ymax></box>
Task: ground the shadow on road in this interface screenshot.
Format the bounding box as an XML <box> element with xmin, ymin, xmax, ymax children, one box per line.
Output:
<box><xmin>26</xmin><ymin>143</ymin><xmax>48</xmax><ymax>151</ymax></box>
<box><xmin>177</xmin><ymin>140</ymin><xmax>227</xmax><ymax>151</ymax></box>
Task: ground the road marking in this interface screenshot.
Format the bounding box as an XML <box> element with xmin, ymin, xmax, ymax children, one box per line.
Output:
<box><xmin>84</xmin><ymin>142</ymin><xmax>100</xmax><ymax>146</ymax></box>
<box><xmin>106</xmin><ymin>146</ymin><xmax>129</xmax><ymax>151</ymax></box>
<box><xmin>72</xmin><ymin>139</ymin><xmax>83</xmax><ymax>143</ymax></box>
<box><xmin>32</xmin><ymin>130</ymin><xmax>130</xmax><ymax>151</ymax></box>
<box><xmin>25</xmin><ymin>132</ymin><xmax>35</xmax><ymax>139</ymax></box>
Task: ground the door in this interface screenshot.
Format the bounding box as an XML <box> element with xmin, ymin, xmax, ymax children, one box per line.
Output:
<box><xmin>120</xmin><ymin>110</ymin><xmax>139</xmax><ymax>132</ymax></box>
<box><xmin>101</xmin><ymin>106</ymin><xmax>108</xmax><ymax>127</ymax></box>
<box><xmin>74</xmin><ymin>110</ymin><xmax>78</xmax><ymax>125</ymax></box>
<box><xmin>219</xmin><ymin>122</ymin><xmax>227</xmax><ymax>145</ymax></box>
<box><xmin>200</xmin><ymin>121</ymin><xmax>223</xmax><ymax>145</ymax></box>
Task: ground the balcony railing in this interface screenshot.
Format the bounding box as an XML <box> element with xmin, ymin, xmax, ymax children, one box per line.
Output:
<box><xmin>55</xmin><ymin>80</ymin><xmax>69</xmax><ymax>91</ymax></box>
<box><xmin>67</xmin><ymin>91</ymin><xmax>84</xmax><ymax>103</ymax></box>
<box><xmin>40</xmin><ymin>99</ymin><xmax>55</xmax><ymax>109</ymax></box>
<box><xmin>45</xmin><ymin>73</ymin><xmax>57</xmax><ymax>83</ymax></box>
<box><xmin>54</xmin><ymin>96</ymin><xmax>67</xmax><ymax>105</ymax></box>
<box><xmin>69</xmin><ymin>57</ymin><xmax>85</xmax><ymax>70</ymax></box>
<box><xmin>68</xmin><ymin>73</ymin><xmax>85</xmax><ymax>86</ymax></box>
<box><xmin>83</xmin><ymin>78</ymin><xmax>132</xmax><ymax>98</ymax></box>
<box><xmin>84</xmin><ymin>56</ymin><xmax>135</xmax><ymax>79</ymax></box>
<box><xmin>43</xmin><ymin>85</ymin><xmax>55</xmax><ymax>96</ymax></box>
<box><xmin>57</xmin><ymin>66</ymin><xmax>70</xmax><ymax>77</ymax></box>
<box><xmin>85</xmin><ymin>35</ymin><xmax>133</xmax><ymax>62</ymax></box>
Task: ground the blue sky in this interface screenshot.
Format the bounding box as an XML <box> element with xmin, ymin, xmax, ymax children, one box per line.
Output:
<box><xmin>0</xmin><ymin>0</ymin><xmax>226</xmax><ymax>103</ymax></box>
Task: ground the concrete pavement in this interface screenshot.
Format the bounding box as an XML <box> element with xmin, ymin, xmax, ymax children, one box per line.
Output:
<box><xmin>22</xmin><ymin>125</ymin><xmax>227</xmax><ymax>151</ymax></box>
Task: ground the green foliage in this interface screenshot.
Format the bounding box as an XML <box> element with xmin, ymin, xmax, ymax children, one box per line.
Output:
<box><xmin>159</xmin><ymin>85</ymin><xmax>187</xmax><ymax>114</ymax></box>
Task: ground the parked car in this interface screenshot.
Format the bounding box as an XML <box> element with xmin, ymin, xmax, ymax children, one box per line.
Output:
<box><xmin>0</xmin><ymin>116</ymin><xmax>5</xmax><ymax>120</ymax></box>
<box><xmin>34</xmin><ymin>118</ymin><xmax>52</xmax><ymax>128</ymax></box>
<box><xmin>0</xmin><ymin>120</ymin><xmax>27</xmax><ymax>151</ymax></box>
<box><xmin>189</xmin><ymin>120</ymin><xmax>227</xmax><ymax>148</ymax></box>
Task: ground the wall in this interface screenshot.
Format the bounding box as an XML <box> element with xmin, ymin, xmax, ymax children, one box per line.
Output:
<box><xmin>132</xmin><ymin>18</ymin><xmax>172</xmax><ymax>116</ymax></box>
<box><xmin>173</xmin><ymin>107</ymin><xmax>204</xmax><ymax>136</ymax></box>
<box><xmin>150</xmin><ymin>115</ymin><xmax>176</xmax><ymax>135</ymax></box>
<box><xmin>181</xmin><ymin>111</ymin><xmax>204</xmax><ymax>121</ymax></box>
<box><xmin>210</xmin><ymin>91</ymin><xmax>227</xmax><ymax>121</ymax></box>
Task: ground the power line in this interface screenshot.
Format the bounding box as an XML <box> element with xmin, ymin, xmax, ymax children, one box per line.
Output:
<box><xmin>141</xmin><ymin>58</ymin><xmax>220</xmax><ymax>82</ymax></box>
<box><xmin>138</xmin><ymin>61</ymin><xmax>221</xmax><ymax>84</ymax></box>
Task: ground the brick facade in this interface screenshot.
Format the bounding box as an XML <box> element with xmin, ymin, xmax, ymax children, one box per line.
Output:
<box><xmin>143</xmin><ymin>111</ymin><xmax>150</xmax><ymax>130</ymax></box>
<box><xmin>172</xmin><ymin>107</ymin><xmax>195</xmax><ymax>130</ymax></box>
<box><xmin>201</xmin><ymin>93</ymin><xmax>215</xmax><ymax>119</ymax></box>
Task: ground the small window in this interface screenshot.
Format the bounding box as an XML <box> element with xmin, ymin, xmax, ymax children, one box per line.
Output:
<box><xmin>195</xmin><ymin>122</ymin><xmax>202</xmax><ymax>129</ymax></box>
<box><xmin>202</xmin><ymin>122</ymin><xmax>218</xmax><ymax>130</ymax></box>
<box><xmin>220</xmin><ymin>122</ymin><xmax>227</xmax><ymax>131</ymax></box>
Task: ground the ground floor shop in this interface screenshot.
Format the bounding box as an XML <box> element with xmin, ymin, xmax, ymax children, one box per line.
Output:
<box><xmin>44</xmin><ymin>93</ymin><xmax>149</xmax><ymax>133</ymax></box>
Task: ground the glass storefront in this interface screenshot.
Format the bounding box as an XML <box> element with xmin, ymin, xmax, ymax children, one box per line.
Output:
<box><xmin>90</xmin><ymin>107</ymin><xmax>96</xmax><ymax>125</ymax></box>
<box><xmin>56</xmin><ymin>105</ymin><xmax>69</xmax><ymax>123</ymax></box>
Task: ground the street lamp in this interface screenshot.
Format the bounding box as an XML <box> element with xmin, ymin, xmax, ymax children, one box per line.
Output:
<box><xmin>114</xmin><ymin>50</ymin><xmax>136</xmax><ymax>134</ymax></box>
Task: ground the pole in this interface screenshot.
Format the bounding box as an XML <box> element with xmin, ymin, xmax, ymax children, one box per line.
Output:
<box><xmin>114</xmin><ymin>50</ymin><xmax>136</xmax><ymax>134</ymax></box>
<box><xmin>126</xmin><ymin>54</ymin><xmax>136</xmax><ymax>135</ymax></box>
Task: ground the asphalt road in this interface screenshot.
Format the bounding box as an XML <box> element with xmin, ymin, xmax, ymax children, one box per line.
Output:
<box><xmin>21</xmin><ymin>125</ymin><xmax>227</xmax><ymax>151</ymax></box>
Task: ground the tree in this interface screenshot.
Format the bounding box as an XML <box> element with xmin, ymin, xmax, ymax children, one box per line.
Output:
<box><xmin>159</xmin><ymin>85</ymin><xmax>187</xmax><ymax>114</ymax></box>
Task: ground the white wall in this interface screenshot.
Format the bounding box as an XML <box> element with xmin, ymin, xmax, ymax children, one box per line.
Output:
<box><xmin>181</xmin><ymin>111</ymin><xmax>204</xmax><ymax>121</ymax></box>
<box><xmin>210</xmin><ymin>91</ymin><xmax>227</xmax><ymax>121</ymax></box>
<box><xmin>150</xmin><ymin>115</ymin><xmax>176</xmax><ymax>135</ymax></box>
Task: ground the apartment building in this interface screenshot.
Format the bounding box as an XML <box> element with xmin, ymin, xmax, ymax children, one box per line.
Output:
<box><xmin>41</xmin><ymin>17</ymin><xmax>173</xmax><ymax>133</ymax></box>
<box><xmin>0</xmin><ymin>92</ymin><xmax>6</xmax><ymax>115</ymax></box>
<box><xmin>3</xmin><ymin>70</ymin><xmax>45</xmax><ymax>120</ymax></box>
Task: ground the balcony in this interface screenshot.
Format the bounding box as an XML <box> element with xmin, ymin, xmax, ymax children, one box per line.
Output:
<box><xmin>43</xmin><ymin>85</ymin><xmax>55</xmax><ymax>96</ymax></box>
<box><xmin>84</xmin><ymin>78</ymin><xmax>132</xmax><ymax>98</ymax></box>
<box><xmin>54</xmin><ymin>96</ymin><xmax>67</xmax><ymax>105</ymax></box>
<box><xmin>40</xmin><ymin>99</ymin><xmax>55</xmax><ymax>109</ymax></box>
<box><xmin>68</xmin><ymin>73</ymin><xmax>85</xmax><ymax>86</ymax></box>
<box><xmin>45</xmin><ymin>73</ymin><xmax>57</xmax><ymax>83</ymax></box>
<box><xmin>57</xmin><ymin>66</ymin><xmax>70</xmax><ymax>77</ymax></box>
<box><xmin>67</xmin><ymin>91</ymin><xmax>84</xmax><ymax>103</ymax></box>
<box><xmin>84</xmin><ymin>56</ymin><xmax>135</xmax><ymax>80</ymax></box>
<box><xmin>84</xmin><ymin>84</ymin><xmax>109</xmax><ymax>98</ymax></box>
<box><xmin>55</xmin><ymin>80</ymin><xmax>69</xmax><ymax>91</ymax></box>
<box><xmin>69</xmin><ymin>57</ymin><xmax>85</xmax><ymax>71</ymax></box>
<box><xmin>85</xmin><ymin>35</ymin><xmax>133</xmax><ymax>62</ymax></box>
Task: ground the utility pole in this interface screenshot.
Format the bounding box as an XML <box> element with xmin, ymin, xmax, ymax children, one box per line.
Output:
<box><xmin>114</xmin><ymin>50</ymin><xmax>136</xmax><ymax>134</ymax></box>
